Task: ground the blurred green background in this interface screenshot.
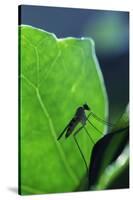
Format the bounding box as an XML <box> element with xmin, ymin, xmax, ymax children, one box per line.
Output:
<box><xmin>19</xmin><ymin>5</ymin><xmax>129</xmax><ymax>123</ymax></box>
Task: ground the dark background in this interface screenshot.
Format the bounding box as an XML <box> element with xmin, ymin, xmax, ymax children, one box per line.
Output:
<box><xmin>19</xmin><ymin>5</ymin><xmax>129</xmax><ymax>122</ymax></box>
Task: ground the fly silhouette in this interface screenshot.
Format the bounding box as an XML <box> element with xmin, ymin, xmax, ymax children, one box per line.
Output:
<box><xmin>57</xmin><ymin>103</ymin><xmax>114</xmax><ymax>170</ymax></box>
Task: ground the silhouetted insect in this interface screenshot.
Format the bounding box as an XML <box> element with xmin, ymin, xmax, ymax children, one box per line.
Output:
<box><xmin>57</xmin><ymin>103</ymin><xmax>114</xmax><ymax>170</ymax></box>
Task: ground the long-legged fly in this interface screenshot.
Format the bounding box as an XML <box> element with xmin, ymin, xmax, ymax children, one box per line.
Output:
<box><xmin>57</xmin><ymin>103</ymin><xmax>114</xmax><ymax>170</ymax></box>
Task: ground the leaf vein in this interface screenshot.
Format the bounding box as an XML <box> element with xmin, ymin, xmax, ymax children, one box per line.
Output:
<box><xmin>43</xmin><ymin>50</ymin><xmax>61</xmax><ymax>81</ymax></box>
<box><xmin>36</xmin><ymin>88</ymin><xmax>79</xmax><ymax>184</ymax></box>
<box><xmin>20</xmin><ymin>74</ymin><xmax>37</xmax><ymax>90</ymax></box>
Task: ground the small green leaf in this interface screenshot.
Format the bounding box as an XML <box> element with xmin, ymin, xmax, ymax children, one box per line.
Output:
<box><xmin>19</xmin><ymin>25</ymin><xmax>108</xmax><ymax>194</ymax></box>
<box><xmin>94</xmin><ymin>145</ymin><xmax>129</xmax><ymax>190</ymax></box>
<box><xmin>113</xmin><ymin>104</ymin><xmax>129</xmax><ymax>131</ymax></box>
<box><xmin>88</xmin><ymin>105</ymin><xmax>129</xmax><ymax>189</ymax></box>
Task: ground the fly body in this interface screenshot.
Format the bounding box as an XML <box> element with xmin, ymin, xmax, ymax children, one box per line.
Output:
<box><xmin>57</xmin><ymin>104</ymin><xmax>90</xmax><ymax>140</ymax></box>
<box><xmin>75</xmin><ymin>106</ymin><xmax>88</xmax><ymax>125</ymax></box>
<box><xmin>65</xmin><ymin>106</ymin><xmax>89</xmax><ymax>138</ymax></box>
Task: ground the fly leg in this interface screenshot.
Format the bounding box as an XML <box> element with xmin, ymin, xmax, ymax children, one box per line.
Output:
<box><xmin>87</xmin><ymin>118</ymin><xmax>103</xmax><ymax>135</ymax></box>
<box><xmin>91</xmin><ymin>113</ymin><xmax>114</xmax><ymax>127</ymax></box>
<box><xmin>86</xmin><ymin>112</ymin><xmax>113</xmax><ymax>136</ymax></box>
<box><xmin>86</xmin><ymin>113</ymin><xmax>103</xmax><ymax>139</ymax></box>
<box><xmin>83</xmin><ymin>126</ymin><xmax>95</xmax><ymax>145</ymax></box>
<box><xmin>73</xmin><ymin>125</ymin><xmax>88</xmax><ymax>171</ymax></box>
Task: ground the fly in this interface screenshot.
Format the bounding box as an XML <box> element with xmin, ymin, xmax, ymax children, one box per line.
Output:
<box><xmin>57</xmin><ymin>103</ymin><xmax>114</xmax><ymax>170</ymax></box>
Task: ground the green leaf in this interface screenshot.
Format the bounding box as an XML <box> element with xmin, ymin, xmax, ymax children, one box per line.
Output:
<box><xmin>88</xmin><ymin>105</ymin><xmax>129</xmax><ymax>189</ymax></box>
<box><xmin>19</xmin><ymin>25</ymin><xmax>108</xmax><ymax>194</ymax></box>
<box><xmin>113</xmin><ymin>104</ymin><xmax>129</xmax><ymax>131</ymax></box>
<box><xmin>94</xmin><ymin>145</ymin><xmax>129</xmax><ymax>190</ymax></box>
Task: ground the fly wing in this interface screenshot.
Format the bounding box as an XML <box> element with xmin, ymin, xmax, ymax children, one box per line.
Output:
<box><xmin>57</xmin><ymin>122</ymin><xmax>70</xmax><ymax>140</ymax></box>
<box><xmin>65</xmin><ymin>117</ymin><xmax>79</xmax><ymax>138</ymax></box>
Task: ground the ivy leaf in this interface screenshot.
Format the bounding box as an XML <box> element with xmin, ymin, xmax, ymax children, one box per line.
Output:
<box><xmin>19</xmin><ymin>25</ymin><xmax>108</xmax><ymax>194</ymax></box>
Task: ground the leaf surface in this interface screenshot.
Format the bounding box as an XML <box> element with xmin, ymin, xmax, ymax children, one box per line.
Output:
<box><xmin>19</xmin><ymin>25</ymin><xmax>108</xmax><ymax>194</ymax></box>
